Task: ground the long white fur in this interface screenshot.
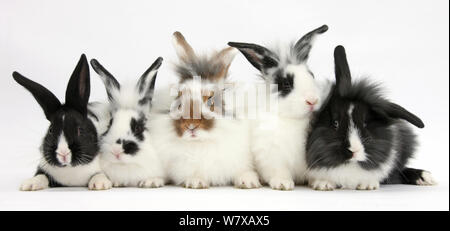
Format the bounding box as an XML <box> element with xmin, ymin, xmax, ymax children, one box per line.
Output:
<box><xmin>251</xmin><ymin>63</ymin><xmax>324</xmax><ymax>190</ymax></box>
<box><xmin>149</xmin><ymin>80</ymin><xmax>260</xmax><ymax>189</ymax></box>
<box><xmin>99</xmin><ymin>83</ymin><xmax>165</xmax><ymax>188</ymax></box>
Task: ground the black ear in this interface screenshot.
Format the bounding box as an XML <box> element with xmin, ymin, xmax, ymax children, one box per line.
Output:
<box><xmin>334</xmin><ymin>45</ymin><xmax>352</xmax><ymax>96</ymax></box>
<box><xmin>384</xmin><ymin>103</ymin><xmax>425</xmax><ymax>128</ymax></box>
<box><xmin>65</xmin><ymin>54</ymin><xmax>90</xmax><ymax>116</ymax></box>
<box><xmin>12</xmin><ymin>71</ymin><xmax>61</xmax><ymax>120</ymax></box>
<box><xmin>294</xmin><ymin>25</ymin><xmax>328</xmax><ymax>63</ymax></box>
<box><xmin>90</xmin><ymin>58</ymin><xmax>120</xmax><ymax>102</ymax></box>
<box><xmin>136</xmin><ymin>57</ymin><xmax>163</xmax><ymax>106</ymax></box>
<box><xmin>227</xmin><ymin>42</ymin><xmax>279</xmax><ymax>74</ymax></box>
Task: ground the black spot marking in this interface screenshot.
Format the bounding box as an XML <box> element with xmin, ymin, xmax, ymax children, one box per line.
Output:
<box><xmin>274</xmin><ymin>71</ymin><xmax>294</xmax><ymax>97</ymax></box>
<box><xmin>130</xmin><ymin>115</ymin><xmax>146</xmax><ymax>141</ymax></box>
<box><xmin>122</xmin><ymin>140</ymin><xmax>139</xmax><ymax>155</ymax></box>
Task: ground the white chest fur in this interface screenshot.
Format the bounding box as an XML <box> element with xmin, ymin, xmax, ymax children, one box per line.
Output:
<box><xmin>39</xmin><ymin>156</ymin><xmax>101</xmax><ymax>186</ymax></box>
<box><xmin>251</xmin><ymin>116</ymin><xmax>311</xmax><ymax>183</ymax></box>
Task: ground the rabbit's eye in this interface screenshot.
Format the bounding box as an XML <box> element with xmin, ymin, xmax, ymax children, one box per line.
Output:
<box><xmin>206</xmin><ymin>96</ymin><xmax>214</xmax><ymax>107</ymax></box>
<box><xmin>332</xmin><ymin>120</ymin><xmax>339</xmax><ymax>130</ymax></box>
<box><xmin>134</xmin><ymin>124</ymin><xmax>144</xmax><ymax>134</ymax></box>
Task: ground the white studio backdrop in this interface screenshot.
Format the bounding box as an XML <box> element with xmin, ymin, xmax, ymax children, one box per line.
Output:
<box><xmin>0</xmin><ymin>0</ymin><xmax>448</xmax><ymax>210</ymax></box>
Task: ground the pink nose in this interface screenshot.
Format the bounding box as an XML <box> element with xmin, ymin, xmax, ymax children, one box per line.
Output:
<box><xmin>306</xmin><ymin>98</ymin><xmax>318</xmax><ymax>106</ymax></box>
<box><xmin>57</xmin><ymin>152</ymin><xmax>69</xmax><ymax>157</ymax></box>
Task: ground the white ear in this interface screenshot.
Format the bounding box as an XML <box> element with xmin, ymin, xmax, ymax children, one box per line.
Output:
<box><xmin>172</xmin><ymin>31</ymin><xmax>196</xmax><ymax>62</ymax></box>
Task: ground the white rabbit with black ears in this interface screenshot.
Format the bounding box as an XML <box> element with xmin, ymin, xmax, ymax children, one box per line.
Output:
<box><xmin>14</xmin><ymin>54</ymin><xmax>112</xmax><ymax>191</ymax></box>
<box><xmin>90</xmin><ymin>56</ymin><xmax>166</xmax><ymax>188</ymax></box>
<box><xmin>228</xmin><ymin>25</ymin><xmax>329</xmax><ymax>190</ymax></box>
<box><xmin>148</xmin><ymin>32</ymin><xmax>261</xmax><ymax>189</ymax></box>
<box><xmin>305</xmin><ymin>45</ymin><xmax>436</xmax><ymax>190</ymax></box>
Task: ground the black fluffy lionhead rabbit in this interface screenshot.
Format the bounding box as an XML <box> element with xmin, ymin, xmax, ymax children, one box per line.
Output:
<box><xmin>305</xmin><ymin>46</ymin><xmax>436</xmax><ymax>190</ymax></box>
<box><xmin>13</xmin><ymin>54</ymin><xmax>112</xmax><ymax>191</ymax></box>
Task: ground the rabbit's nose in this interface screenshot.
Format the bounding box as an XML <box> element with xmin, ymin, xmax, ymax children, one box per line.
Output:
<box><xmin>187</xmin><ymin>124</ymin><xmax>199</xmax><ymax>130</ymax></box>
<box><xmin>306</xmin><ymin>98</ymin><xmax>318</xmax><ymax>106</ymax></box>
<box><xmin>57</xmin><ymin>150</ymin><xmax>70</xmax><ymax>156</ymax></box>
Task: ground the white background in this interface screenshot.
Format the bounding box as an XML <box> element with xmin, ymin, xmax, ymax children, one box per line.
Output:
<box><xmin>0</xmin><ymin>0</ymin><xmax>448</xmax><ymax>211</ymax></box>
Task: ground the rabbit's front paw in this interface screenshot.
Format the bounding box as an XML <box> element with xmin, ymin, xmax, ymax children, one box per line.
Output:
<box><xmin>88</xmin><ymin>173</ymin><xmax>112</xmax><ymax>190</ymax></box>
<box><xmin>20</xmin><ymin>175</ymin><xmax>49</xmax><ymax>191</ymax></box>
<box><xmin>184</xmin><ymin>178</ymin><xmax>209</xmax><ymax>189</ymax></box>
<box><xmin>138</xmin><ymin>178</ymin><xmax>165</xmax><ymax>188</ymax></box>
<box><xmin>309</xmin><ymin>179</ymin><xmax>336</xmax><ymax>191</ymax></box>
<box><xmin>356</xmin><ymin>181</ymin><xmax>379</xmax><ymax>190</ymax></box>
<box><xmin>234</xmin><ymin>171</ymin><xmax>261</xmax><ymax>189</ymax></box>
<box><xmin>269</xmin><ymin>177</ymin><xmax>295</xmax><ymax>190</ymax></box>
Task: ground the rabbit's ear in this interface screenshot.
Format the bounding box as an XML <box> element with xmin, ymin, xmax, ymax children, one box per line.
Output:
<box><xmin>65</xmin><ymin>54</ymin><xmax>90</xmax><ymax>117</ymax></box>
<box><xmin>212</xmin><ymin>47</ymin><xmax>238</xmax><ymax>80</ymax></box>
<box><xmin>215</xmin><ymin>47</ymin><xmax>237</xmax><ymax>67</ymax></box>
<box><xmin>136</xmin><ymin>57</ymin><xmax>163</xmax><ymax>106</ymax></box>
<box><xmin>90</xmin><ymin>58</ymin><xmax>120</xmax><ymax>102</ymax></box>
<box><xmin>228</xmin><ymin>42</ymin><xmax>279</xmax><ymax>74</ymax></box>
<box><xmin>382</xmin><ymin>103</ymin><xmax>425</xmax><ymax>128</ymax></box>
<box><xmin>172</xmin><ymin>31</ymin><xmax>196</xmax><ymax>62</ymax></box>
<box><xmin>334</xmin><ymin>45</ymin><xmax>352</xmax><ymax>96</ymax></box>
<box><xmin>13</xmin><ymin>72</ymin><xmax>61</xmax><ymax>120</ymax></box>
<box><xmin>294</xmin><ymin>25</ymin><xmax>328</xmax><ymax>63</ymax></box>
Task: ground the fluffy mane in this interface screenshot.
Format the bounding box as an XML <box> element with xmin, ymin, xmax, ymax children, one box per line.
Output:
<box><xmin>174</xmin><ymin>52</ymin><xmax>228</xmax><ymax>82</ymax></box>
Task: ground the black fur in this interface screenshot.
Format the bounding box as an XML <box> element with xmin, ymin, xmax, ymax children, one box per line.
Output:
<box><xmin>306</xmin><ymin>46</ymin><xmax>427</xmax><ymax>185</ymax></box>
<box><xmin>229</xmin><ymin>25</ymin><xmax>327</xmax><ymax>98</ymax></box>
<box><xmin>293</xmin><ymin>25</ymin><xmax>328</xmax><ymax>62</ymax></box>
<box><xmin>130</xmin><ymin>115</ymin><xmax>146</xmax><ymax>141</ymax></box>
<box><xmin>13</xmin><ymin>54</ymin><xmax>100</xmax><ymax>187</ymax></box>
<box><xmin>90</xmin><ymin>59</ymin><xmax>120</xmax><ymax>101</ymax></box>
<box><xmin>115</xmin><ymin>139</ymin><xmax>139</xmax><ymax>155</ymax></box>
<box><xmin>12</xmin><ymin>72</ymin><xmax>62</xmax><ymax>120</ymax></box>
<box><xmin>13</xmin><ymin>54</ymin><xmax>99</xmax><ymax>168</ymax></box>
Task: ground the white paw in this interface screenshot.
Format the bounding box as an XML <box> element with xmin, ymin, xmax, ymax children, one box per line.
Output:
<box><xmin>112</xmin><ymin>182</ymin><xmax>123</xmax><ymax>187</ymax></box>
<box><xmin>234</xmin><ymin>172</ymin><xmax>261</xmax><ymax>189</ymax></box>
<box><xmin>269</xmin><ymin>177</ymin><xmax>295</xmax><ymax>190</ymax></box>
<box><xmin>417</xmin><ymin>171</ymin><xmax>437</xmax><ymax>186</ymax></box>
<box><xmin>88</xmin><ymin>173</ymin><xmax>112</xmax><ymax>190</ymax></box>
<box><xmin>356</xmin><ymin>181</ymin><xmax>380</xmax><ymax>190</ymax></box>
<box><xmin>184</xmin><ymin>178</ymin><xmax>209</xmax><ymax>189</ymax></box>
<box><xmin>138</xmin><ymin>178</ymin><xmax>165</xmax><ymax>188</ymax></box>
<box><xmin>20</xmin><ymin>175</ymin><xmax>49</xmax><ymax>191</ymax></box>
<box><xmin>310</xmin><ymin>180</ymin><xmax>336</xmax><ymax>191</ymax></box>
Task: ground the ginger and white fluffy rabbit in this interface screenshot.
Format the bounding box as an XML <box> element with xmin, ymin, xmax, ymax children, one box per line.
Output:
<box><xmin>149</xmin><ymin>32</ymin><xmax>260</xmax><ymax>189</ymax></box>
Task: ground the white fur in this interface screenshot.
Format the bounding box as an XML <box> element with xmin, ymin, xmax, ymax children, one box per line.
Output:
<box><xmin>307</xmin><ymin>124</ymin><xmax>400</xmax><ymax>190</ymax></box>
<box><xmin>251</xmin><ymin>63</ymin><xmax>323</xmax><ymax>190</ymax></box>
<box><xmin>38</xmin><ymin>155</ymin><xmax>103</xmax><ymax>186</ymax></box>
<box><xmin>20</xmin><ymin>174</ymin><xmax>49</xmax><ymax>191</ymax></box>
<box><xmin>88</xmin><ymin>173</ymin><xmax>112</xmax><ymax>190</ymax></box>
<box><xmin>149</xmin><ymin>106</ymin><xmax>260</xmax><ymax>189</ymax></box>
<box><xmin>55</xmin><ymin>134</ymin><xmax>71</xmax><ymax>165</ymax></box>
<box><xmin>347</xmin><ymin>104</ymin><xmax>367</xmax><ymax>162</ymax></box>
<box><xmin>99</xmin><ymin>84</ymin><xmax>165</xmax><ymax>187</ymax></box>
<box><xmin>417</xmin><ymin>171</ymin><xmax>437</xmax><ymax>186</ymax></box>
